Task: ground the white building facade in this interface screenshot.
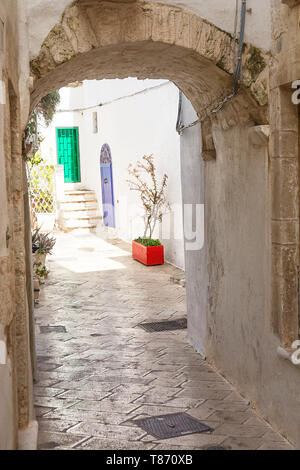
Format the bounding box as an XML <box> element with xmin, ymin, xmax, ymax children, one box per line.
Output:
<box><xmin>39</xmin><ymin>79</ymin><xmax>185</xmax><ymax>269</ymax></box>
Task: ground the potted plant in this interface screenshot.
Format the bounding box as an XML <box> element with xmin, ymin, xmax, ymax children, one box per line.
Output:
<box><xmin>127</xmin><ymin>155</ymin><xmax>169</xmax><ymax>266</ymax></box>
<box><xmin>32</xmin><ymin>228</ymin><xmax>56</xmax><ymax>280</ymax></box>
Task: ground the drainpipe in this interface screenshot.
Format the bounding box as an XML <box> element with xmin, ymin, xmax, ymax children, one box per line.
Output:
<box><xmin>176</xmin><ymin>0</ymin><xmax>247</xmax><ymax>134</ymax></box>
<box><xmin>234</xmin><ymin>0</ymin><xmax>247</xmax><ymax>92</ymax></box>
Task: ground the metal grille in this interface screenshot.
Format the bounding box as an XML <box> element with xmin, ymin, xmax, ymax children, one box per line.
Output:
<box><xmin>57</xmin><ymin>127</ymin><xmax>80</xmax><ymax>183</ymax></box>
<box><xmin>40</xmin><ymin>326</ymin><xmax>67</xmax><ymax>334</ymax></box>
<box><xmin>138</xmin><ymin>318</ymin><xmax>187</xmax><ymax>333</ymax></box>
<box><xmin>134</xmin><ymin>413</ymin><xmax>212</xmax><ymax>439</ymax></box>
<box><xmin>27</xmin><ymin>162</ymin><xmax>56</xmax><ymax>224</ymax></box>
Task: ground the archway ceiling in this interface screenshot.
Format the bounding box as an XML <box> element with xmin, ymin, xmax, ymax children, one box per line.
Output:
<box><xmin>30</xmin><ymin>1</ymin><xmax>269</xmax><ymax>126</ymax></box>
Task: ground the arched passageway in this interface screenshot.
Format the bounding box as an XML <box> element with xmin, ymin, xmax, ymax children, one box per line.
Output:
<box><xmin>30</xmin><ymin>1</ymin><xmax>268</xmax><ymax>126</ymax></box>
<box><xmin>22</xmin><ymin>0</ymin><xmax>282</xmax><ymax>448</ymax></box>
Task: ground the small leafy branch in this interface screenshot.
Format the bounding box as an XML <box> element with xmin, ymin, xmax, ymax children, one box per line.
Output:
<box><xmin>33</xmin><ymin>262</ymin><xmax>48</xmax><ymax>280</ymax></box>
<box><xmin>23</xmin><ymin>91</ymin><xmax>61</xmax><ymax>161</ymax></box>
<box><xmin>127</xmin><ymin>155</ymin><xmax>170</xmax><ymax>239</ymax></box>
<box><xmin>32</xmin><ymin>228</ymin><xmax>56</xmax><ymax>255</ymax></box>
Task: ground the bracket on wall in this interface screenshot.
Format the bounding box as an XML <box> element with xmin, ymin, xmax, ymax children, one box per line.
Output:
<box><xmin>0</xmin><ymin>18</ymin><xmax>4</xmax><ymax>52</ymax></box>
<box><xmin>201</xmin><ymin>120</ymin><xmax>216</xmax><ymax>161</ymax></box>
<box><xmin>281</xmin><ymin>0</ymin><xmax>300</xmax><ymax>7</ymax></box>
<box><xmin>6</xmin><ymin>227</ymin><xmax>11</xmax><ymax>248</ymax></box>
<box><xmin>248</xmin><ymin>125</ymin><xmax>270</xmax><ymax>147</ymax></box>
<box><xmin>0</xmin><ymin>325</ymin><xmax>7</xmax><ymax>365</ymax></box>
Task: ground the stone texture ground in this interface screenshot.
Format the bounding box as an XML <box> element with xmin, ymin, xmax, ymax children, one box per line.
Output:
<box><xmin>34</xmin><ymin>232</ymin><xmax>294</xmax><ymax>450</ymax></box>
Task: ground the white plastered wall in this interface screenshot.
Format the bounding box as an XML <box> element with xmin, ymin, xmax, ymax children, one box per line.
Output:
<box><xmin>40</xmin><ymin>79</ymin><xmax>185</xmax><ymax>269</ymax></box>
<box><xmin>26</xmin><ymin>0</ymin><xmax>272</xmax><ymax>60</ymax></box>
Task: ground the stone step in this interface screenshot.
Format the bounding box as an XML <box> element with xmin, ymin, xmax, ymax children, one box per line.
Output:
<box><xmin>62</xmin><ymin>209</ymin><xmax>101</xmax><ymax>220</ymax></box>
<box><xmin>63</xmin><ymin>192</ymin><xmax>97</xmax><ymax>203</ymax></box>
<box><xmin>59</xmin><ymin>190</ymin><xmax>101</xmax><ymax>231</ymax></box>
<box><xmin>59</xmin><ymin>200</ymin><xmax>98</xmax><ymax>211</ymax></box>
<box><xmin>64</xmin><ymin>190</ymin><xmax>95</xmax><ymax>195</ymax></box>
<box><xmin>61</xmin><ymin>217</ymin><xmax>101</xmax><ymax>229</ymax></box>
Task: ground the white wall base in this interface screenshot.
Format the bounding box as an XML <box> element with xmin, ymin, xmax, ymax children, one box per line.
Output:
<box><xmin>18</xmin><ymin>420</ymin><xmax>38</xmax><ymax>450</ymax></box>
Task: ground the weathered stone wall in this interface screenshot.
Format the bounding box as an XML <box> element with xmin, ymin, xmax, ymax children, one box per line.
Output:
<box><xmin>0</xmin><ymin>0</ymin><xmax>298</xmax><ymax>450</ymax></box>
<box><xmin>27</xmin><ymin>0</ymin><xmax>273</xmax><ymax>60</ymax></box>
<box><xmin>27</xmin><ymin>0</ymin><xmax>300</xmax><ymax>447</ymax></box>
<box><xmin>204</xmin><ymin>119</ymin><xmax>300</xmax><ymax>446</ymax></box>
<box><xmin>0</xmin><ymin>0</ymin><xmax>22</xmax><ymax>450</ymax></box>
<box><xmin>0</xmin><ymin>0</ymin><xmax>35</xmax><ymax>450</ymax></box>
<box><xmin>29</xmin><ymin>1</ymin><xmax>269</xmax><ymax>121</ymax></box>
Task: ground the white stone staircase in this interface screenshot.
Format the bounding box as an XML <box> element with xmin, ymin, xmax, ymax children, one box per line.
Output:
<box><xmin>58</xmin><ymin>190</ymin><xmax>102</xmax><ymax>232</ymax></box>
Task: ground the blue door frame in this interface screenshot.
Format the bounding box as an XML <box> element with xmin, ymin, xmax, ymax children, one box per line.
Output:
<box><xmin>100</xmin><ymin>144</ymin><xmax>115</xmax><ymax>228</ymax></box>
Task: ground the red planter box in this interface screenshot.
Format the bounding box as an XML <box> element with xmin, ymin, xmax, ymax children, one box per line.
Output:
<box><xmin>132</xmin><ymin>241</ymin><xmax>164</xmax><ymax>266</ymax></box>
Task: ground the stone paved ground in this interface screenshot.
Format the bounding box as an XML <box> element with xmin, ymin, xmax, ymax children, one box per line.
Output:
<box><xmin>34</xmin><ymin>232</ymin><xmax>294</xmax><ymax>450</ymax></box>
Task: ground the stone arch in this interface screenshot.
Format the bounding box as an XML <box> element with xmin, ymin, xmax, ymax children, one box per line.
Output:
<box><xmin>29</xmin><ymin>1</ymin><xmax>269</xmax><ymax>128</ymax></box>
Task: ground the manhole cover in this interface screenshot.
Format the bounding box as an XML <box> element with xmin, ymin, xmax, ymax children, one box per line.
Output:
<box><xmin>40</xmin><ymin>326</ymin><xmax>67</xmax><ymax>334</ymax></box>
<box><xmin>133</xmin><ymin>413</ymin><xmax>212</xmax><ymax>439</ymax></box>
<box><xmin>138</xmin><ymin>318</ymin><xmax>187</xmax><ymax>333</ymax></box>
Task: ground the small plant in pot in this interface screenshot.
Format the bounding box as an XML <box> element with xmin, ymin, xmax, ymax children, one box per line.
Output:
<box><xmin>32</xmin><ymin>228</ymin><xmax>56</xmax><ymax>280</ymax></box>
<box><xmin>127</xmin><ymin>155</ymin><xmax>169</xmax><ymax>266</ymax></box>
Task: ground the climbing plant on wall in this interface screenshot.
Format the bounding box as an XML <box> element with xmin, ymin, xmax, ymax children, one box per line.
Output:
<box><xmin>23</xmin><ymin>90</ymin><xmax>61</xmax><ymax>160</ymax></box>
<box><xmin>27</xmin><ymin>153</ymin><xmax>55</xmax><ymax>215</ymax></box>
<box><xmin>23</xmin><ymin>91</ymin><xmax>61</xmax><ymax>226</ymax></box>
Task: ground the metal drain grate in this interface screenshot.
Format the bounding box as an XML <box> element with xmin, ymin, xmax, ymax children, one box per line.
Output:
<box><xmin>138</xmin><ymin>318</ymin><xmax>187</xmax><ymax>333</ymax></box>
<box><xmin>40</xmin><ymin>326</ymin><xmax>67</xmax><ymax>334</ymax></box>
<box><xmin>133</xmin><ymin>413</ymin><xmax>212</xmax><ymax>439</ymax></box>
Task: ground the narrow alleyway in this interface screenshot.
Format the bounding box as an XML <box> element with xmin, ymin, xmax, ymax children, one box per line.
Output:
<box><xmin>34</xmin><ymin>232</ymin><xmax>293</xmax><ymax>451</ymax></box>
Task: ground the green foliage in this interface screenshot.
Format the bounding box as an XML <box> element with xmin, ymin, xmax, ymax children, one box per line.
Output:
<box><xmin>135</xmin><ymin>238</ymin><xmax>161</xmax><ymax>247</ymax></box>
<box><xmin>24</xmin><ymin>91</ymin><xmax>61</xmax><ymax>160</ymax></box>
<box><xmin>39</xmin><ymin>91</ymin><xmax>61</xmax><ymax>127</ymax></box>
<box><xmin>24</xmin><ymin>113</ymin><xmax>44</xmax><ymax>159</ymax></box>
<box><xmin>33</xmin><ymin>262</ymin><xmax>48</xmax><ymax>279</ymax></box>
<box><xmin>37</xmin><ymin>231</ymin><xmax>56</xmax><ymax>255</ymax></box>
<box><xmin>246</xmin><ymin>46</ymin><xmax>266</xmax><ymax>81</ymax></box>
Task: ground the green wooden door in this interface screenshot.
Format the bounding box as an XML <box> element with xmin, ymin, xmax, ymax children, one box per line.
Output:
<box><xmin>56</xmin><ymin>128</ymin><xmax>81</xmax><ymax>183</ymax></box>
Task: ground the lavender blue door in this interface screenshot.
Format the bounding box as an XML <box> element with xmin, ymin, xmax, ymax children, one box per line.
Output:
<box><xmin>100</xmin><ymin>144</ymin><xmax>115</xmax><ymax>228</ymax></box>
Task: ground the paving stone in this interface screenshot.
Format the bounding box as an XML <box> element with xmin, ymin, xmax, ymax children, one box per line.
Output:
<box><xmin>35</xmin><ymin>406</ymin><xmax>55</xmax><ymax>417</ymax></box>
<box><xmin>141</xmin><ymin>432</ymin><xmax>228</xmax><ymax>448</ymax></box>
<box><xmin>38</xmin><ymin>418</ymin><xmax>80</xmax><ymax>433</ymax></box>
<box><xmin>37</xmin><ymin>431</ymin><xmax>87</xmax><ymax>450</ymax></box>
<box><xmin>175</xmin><ymin>388</ymin><xmax>232</xmax><ymax>401</ymax></box>
<box><xmin>204</xmin><ymin>410</ymin><xmax>255</xmax><ymax>425</ymax></box>
<box><xmin>67</xmin><ymin>422</ymin><xmax>146</xmax><ymax>441</ymax></box>
<box><xmin>213</xmin><ymin>423</ymin><xmax>271</xmax><ymax>438</ymax></box>
<box><xmin>34</xmin><ymin>233</ymin><xmax>293</xmax><ymax>450</ymax></box>
<box><xmin>202</xmin><ymin>400</ymin><xmax>249</xmax><ymax>413</ymax></box>
<box><xmin>127</xmin><ymin>405</ymin><xmax>187</xmax><ymax>419</ymax></box>
<box><xmin>34</xmin><ymin>387</ymin><xmax>65</xmax><ymax>398</ymax></box>
<box><xmin>75</xmin><ymin>437</ymin><xmax>156</xmax><ymax>450</ymax></box>
<box><xmin>257</xmin><ymin>441</ymin><xmax>295</xmax><ymax>450</ymax></box>
<box><xmin>34</xmin><ymin>397</ymin><xmax>80</xmax><ymax>409</ymax></box>
<box><xmin>220</xmin><ymin>436</ymin><xmax>266</xmax><ymax>450</ymax></box>
<box><xmin>55</xmin><ymin>389</ymin><xmax>116</xmax><ymax>401</ymax></box>
<box><xmin>44</xmin><ymin>408</ymin><xmax>133</xmax><ymax>423</ymax></box>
